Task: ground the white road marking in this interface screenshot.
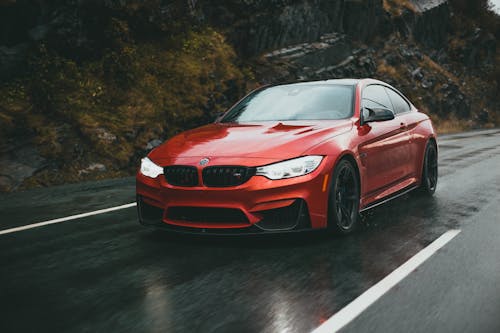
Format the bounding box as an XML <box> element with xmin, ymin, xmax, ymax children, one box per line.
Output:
<box><xmin>0</xmin><ymin>202</ymin><xmax>137</xmax><ymax>236</ymax></box>
<box><xmin>312</xmin><ymin>229</ymin><xmax>461</xmax><ymax>333</ymax></box>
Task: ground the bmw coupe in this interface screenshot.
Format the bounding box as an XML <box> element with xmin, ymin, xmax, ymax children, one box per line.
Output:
<box><xmin>136</xmin><ymin>79</ymin><xmax>438</xmax><ymax>234</ymax></box>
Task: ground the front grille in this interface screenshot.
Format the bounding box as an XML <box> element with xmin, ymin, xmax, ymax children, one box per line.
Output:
<box><xmin>167</xmin><ymin>207</ymin><xmax>249</xmax><ymax>224</ymax></box>
<box><xmin>164</xmin><ymin>166</ymin><xmax>199</xmax><ymax>186</ymax></box>
<box><xmin>202</xmin><ymin>166</ymin><xmax>255</xmax><ymax>187</ymax></box>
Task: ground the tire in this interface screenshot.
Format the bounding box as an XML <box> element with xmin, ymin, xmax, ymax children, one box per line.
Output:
<box><xmin>419</xmin><ymin>141</ymin><xmax>438</xmax><ymax>195</ymax></box>
<box><xmin>328</xmin><ymin>159</ymin><xmax>360</xmax><ymax>234</ymax></box>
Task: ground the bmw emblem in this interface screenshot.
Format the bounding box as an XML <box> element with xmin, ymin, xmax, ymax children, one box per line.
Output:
<box><xmin>199</xmin><ymin>158</ymin><xmax>210</xmax><ymax>166</ymax></box>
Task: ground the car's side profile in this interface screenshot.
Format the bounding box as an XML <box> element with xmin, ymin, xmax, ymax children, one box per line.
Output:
<box><xmin>136</xmin><ymin>78</ymin><xmax>437</xmax><ymax>234</ymax></box>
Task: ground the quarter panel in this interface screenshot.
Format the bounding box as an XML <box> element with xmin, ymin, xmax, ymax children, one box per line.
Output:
<box><xmin>410</xmin><ymin>114</ymin><xmax>437</xmax><ymax>182</ymax></box>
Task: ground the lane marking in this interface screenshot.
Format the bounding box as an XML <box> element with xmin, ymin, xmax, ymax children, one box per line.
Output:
<box><xmin>312</xmin><ymin>229</ymin><xmax>461</xmax><ymax>333</ymax></box>
<box><xmin>0</xmin><ymin>202</ymin><xmax>137</xmax><ymax>236</ymax></box>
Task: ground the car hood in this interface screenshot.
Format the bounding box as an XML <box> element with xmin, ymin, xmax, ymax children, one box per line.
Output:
<box><xmin>149</xmin><ymin>120</ymin><xmax>352</xmax><ymax>162</ymax></box>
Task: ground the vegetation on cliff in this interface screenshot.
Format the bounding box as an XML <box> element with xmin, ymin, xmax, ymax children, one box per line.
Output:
<box><xmin>0</xmin><ymin>4</ymin><xmax>249</xmax><ymax>190</ymax></box>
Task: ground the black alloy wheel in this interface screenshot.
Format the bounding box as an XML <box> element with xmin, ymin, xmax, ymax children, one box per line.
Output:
<box><xmin>328</xmin><ymin>159</ymin><xmax>360</xmax><ymax>234</ymax></box>
<box><xmin>420</xmin><ymin>141</ymin><xmax>438</xmax><ymax>195</ymax></box>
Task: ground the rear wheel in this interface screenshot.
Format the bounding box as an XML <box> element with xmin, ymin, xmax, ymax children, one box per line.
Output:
<box><xmin>328</xmin><ymin>159</ymin><xmax>360</xmax><ymax>234</ymax></box>
<box><xmin>420</xmin><ymin>141</ymin><xmax>438</xmax><ymax>195</ymax></box>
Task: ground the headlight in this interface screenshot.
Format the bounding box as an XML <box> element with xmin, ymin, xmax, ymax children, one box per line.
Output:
<box><xmin>140</xmin><ymin>157</ymin><xmax>163</xmax><ymax>179</ymax></box>
<box><xmin>256</xmin><ymin>156</ymin><xmax>323</xmax><ymax>180</ymax></box>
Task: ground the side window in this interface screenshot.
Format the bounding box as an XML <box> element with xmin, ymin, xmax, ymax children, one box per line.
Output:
<box><xmin>362</xmin><ymin>85</ymin><xmax>393</xmax><ymax>119</ymax></box>
<box><xmin>385</xmin><ymin>88</ymin><xmax>411</xmax><ymax>114</ymax></box>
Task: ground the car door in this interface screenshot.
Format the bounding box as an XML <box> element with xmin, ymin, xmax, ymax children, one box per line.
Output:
<box><xmin>358</xmin><ymin>84</ymin><xmax>411</xmax><ymax>197</ymax></box>
<box><xmin>384</xmin><ymin>87</ymin><xmax>418</xmax><ymax>179</ymax></box>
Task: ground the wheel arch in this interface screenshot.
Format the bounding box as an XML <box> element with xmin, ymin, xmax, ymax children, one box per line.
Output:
<box><xmin>327</xmin><ymin>152</ymin><xmax>362</xmax><ymax>205</ymax></box>
<box><xmin>419</xmin><ymin>135</ymin><xmax>438</xmax><ymax>180</ymax></box>
<box><xmin>428</xmin><ymin>136</ymin><xmax>437</xmax><ymax>150</ymax></box>
<box><xmin>326</xmin><ymin>152</ymin><xmax>362</xmax><ymax>231</ymax></box>
<box><xmin>335</xmin><ymin>153</ymin><xmax>361</xmax><ymax>190</ymax></box>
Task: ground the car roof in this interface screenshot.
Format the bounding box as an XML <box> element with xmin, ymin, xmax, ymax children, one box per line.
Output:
<box><xmin>326</xmin><ymin>78</ymin><xmax>389</xmax><ymax>86</ymax></box>
<box><xmin>269</xmin><ymin>78</ymin><xmax>412</xmax><ymax>106</ymax></box>
<box><xmin>279</xmin><ymin>79</ymin><xmax>359</xmax><ymax>86</ymax></box>
<box><xmin>271</xmin><ymin>78</ymin><xmax>388</xmax><ymax>87</ymax></box>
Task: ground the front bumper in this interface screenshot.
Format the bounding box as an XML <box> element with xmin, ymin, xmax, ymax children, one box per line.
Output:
<box><xmin>136</xmin><ymin>163</ymin><xmax>330</xmax><ymax>233</ymax></box>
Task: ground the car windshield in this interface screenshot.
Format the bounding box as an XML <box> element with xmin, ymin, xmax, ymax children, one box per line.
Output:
<box><xmin>220</xmin><ymin>84</ymin><xmax>354</xmax><ymax>123</ymax></box>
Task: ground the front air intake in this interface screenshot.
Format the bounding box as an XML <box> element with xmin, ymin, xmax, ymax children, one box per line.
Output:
<box><xmin>167</xmin><ymin>206</ymin><xmax>249</xmax><ymax>224</ymax></box>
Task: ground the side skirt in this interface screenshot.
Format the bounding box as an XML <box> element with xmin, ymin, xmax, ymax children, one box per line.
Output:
<box><xmin>359</xmin><ymin>184</ymin><xmax>419</xmax><ymax>213</ymax></box>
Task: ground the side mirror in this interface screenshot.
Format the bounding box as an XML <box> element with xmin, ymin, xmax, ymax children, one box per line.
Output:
<box><xmin>362</xmin><ymin>107</ymin><xmax>395</xmax><ymax>124</ymax></box>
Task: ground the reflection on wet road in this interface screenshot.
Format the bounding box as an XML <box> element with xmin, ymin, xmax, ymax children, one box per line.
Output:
<box><xmin>0</xmin><ymin>129</ymin><xmax>499</xmax><ymax>332</ymax></box>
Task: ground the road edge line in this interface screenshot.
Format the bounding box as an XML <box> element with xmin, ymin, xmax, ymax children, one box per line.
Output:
<box><xmin>312</xmin><ymin>229</ymin><xmax>461</xmax><ymax>333</ymax></box>
<box><xmin>0</xmin><ymin>202</ymin><xmax>137</xmax><ymax>236</ymax></box>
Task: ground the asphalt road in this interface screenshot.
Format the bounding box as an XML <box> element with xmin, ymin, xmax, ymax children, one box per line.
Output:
<box><xmin>0</xmin><ymin>129</ymin><xmax>499</xmax><ymax>333</ymax></box>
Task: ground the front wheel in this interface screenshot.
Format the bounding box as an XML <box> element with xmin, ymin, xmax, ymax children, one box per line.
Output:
<box><xmin>419</xmin><ymin>141</ymin><xmax>438</xmax><ymax>195</ymax></box>
<box><xmin>328</xmin><ymin>159</ymin><xmax>360</xmax><ymax>234</ymax></box>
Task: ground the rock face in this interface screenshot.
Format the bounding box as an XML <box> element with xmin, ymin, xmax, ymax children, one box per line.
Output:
<box><xmin>411</xmin><ymin>0</ymin><xmax>448</xmax><ymax>12</ymax></box>
<box><xmin>78</xmin><ymin>163</ymin><xmax>107</xmax><ymax>176</ymax></box>
<box><xmin>0</xmin><ymin>0</ymin><xmax>390</xmax><ymax>71</ymax></box>
<box><xmin>0</xmin><ymin>43</ymin><xmax>30</xmax><ymax>80</ymax></box>
<box><xmin>0</xmin><ymin>0</ymin><xmax>452</xmax><ymax>77</ymax></box>
<box><xmin>0</xmin><ymin>144</ymin><xmax>47</xmax><ymax>191</ymax></box>
<box><xmin>200</xmin><ymin>0</ymin><xmax>453</xmax><ymax>56</ymax></box>
<box><xmin>343</xmin><ymin>0</ymin><xmax>389</xmax><ymax>41</ymax></box>
<box><xmin>200</xmin><ymin>0</ymin><xmax>388</xmax><ymax>56</ymax></box>
<box><xmin>458</xmin><ymin>28</ymin><xmax>497</xmax><ymax>68</ymax></box>
<box><xmin>437</xmin><ymin>82</ymin><xmax>470</xmax><ymax>118</ymax></box>
<box><xmin>413</xmin><ymin>1</ymin><xmax>450</xmax><ymax>48</ymax></box>
<box><xmin>199</xmin><ymin>0</ymin><xmax>343</xmax><ymax>55</ymax></box>
<box><xmin>258</xmin><ymin>32</ymin><xmax>377</xmax><ymax>82</ymax></box>
<box><xmin>0</xmin><ymin>0</ymin><xmax>52</xmax><ymax>79</ymax></box>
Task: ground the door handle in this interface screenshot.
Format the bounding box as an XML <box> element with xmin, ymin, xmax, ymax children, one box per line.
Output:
<box><xmin>400</xmin><ymin>122</ymin><xmax>413</xmax><ymax>143</ymax></box>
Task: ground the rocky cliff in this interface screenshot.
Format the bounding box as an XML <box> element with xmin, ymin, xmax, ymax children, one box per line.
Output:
<box><xmin>0</xmin><ymin>0</ymin><xmax>498</xmax><ymax>191</ymax></box>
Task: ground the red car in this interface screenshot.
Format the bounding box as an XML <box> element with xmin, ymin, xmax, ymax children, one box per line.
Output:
<box><xmin>136</xmin><ymin>79</ymin><xmax>437</xmax><ymax>234</ymax></box>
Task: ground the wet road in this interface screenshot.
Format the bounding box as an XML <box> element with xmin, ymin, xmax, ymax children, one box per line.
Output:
<box><xmin>0</xmin><ymin>129</ymin><xmax>499</xmax><ymax>333</ymax></box>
